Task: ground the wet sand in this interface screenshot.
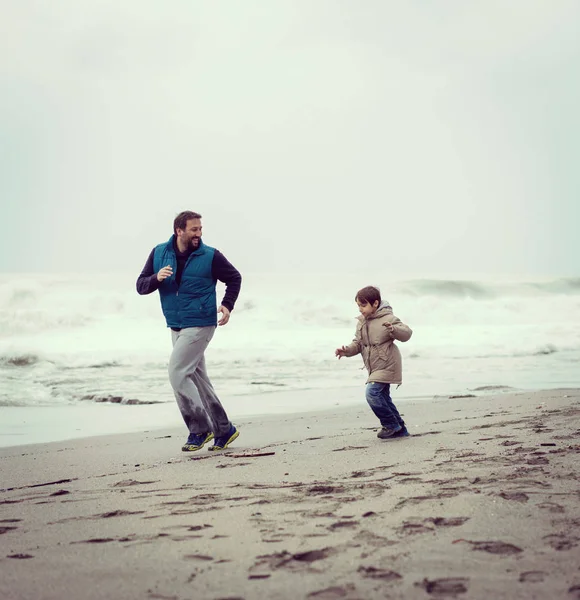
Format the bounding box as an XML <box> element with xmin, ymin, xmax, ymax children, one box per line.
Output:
<box><xmin>1</xmin><ymin>388</ymin><xmax>579</xmax><ymax>599</ymax></box>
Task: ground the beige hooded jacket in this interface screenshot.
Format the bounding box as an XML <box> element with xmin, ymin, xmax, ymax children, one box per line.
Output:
<box><xmin>343</xmin><ymin>302</ymin><xmax>412</xmax><ymax>384</ymax></box>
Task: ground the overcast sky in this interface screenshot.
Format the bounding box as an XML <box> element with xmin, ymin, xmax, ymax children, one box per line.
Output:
<box><xmin>1</xmin><ymin>0</ymin><xmax>578</xmax><ymax>278</ymax></box>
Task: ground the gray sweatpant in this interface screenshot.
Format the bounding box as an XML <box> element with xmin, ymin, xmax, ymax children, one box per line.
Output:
<box><xmin>168</xmin><ymin>327</ymin><xmax>231</xmax><ymax>437</ymax></box>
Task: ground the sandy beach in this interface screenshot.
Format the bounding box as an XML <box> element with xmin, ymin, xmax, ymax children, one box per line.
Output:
<box><xmin>1</xmin><ymin>388</ymin><xmax>579</xmax><ymax>600</ymax></box>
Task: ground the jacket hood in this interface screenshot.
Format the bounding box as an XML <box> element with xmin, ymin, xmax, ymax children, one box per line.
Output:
<box><xmin>357</xmin><ymin>300</ymin><xmax>392</xmax><ymax>321</ymax></box>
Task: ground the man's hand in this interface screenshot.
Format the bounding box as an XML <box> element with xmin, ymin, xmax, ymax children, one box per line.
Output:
<box><xmin>156</xmin><ymin>265</ymin><xmax>173</xmax><ymax>282</ymax></box>
<box><xmin>335</xmin><ymin>346</ymin><xmax>348</xmax><ymax>359</ymax></box>
<box><xmin>218</xmin><ymin>305</ymin><xmax>231</xmax><ymax>326</ymax></box>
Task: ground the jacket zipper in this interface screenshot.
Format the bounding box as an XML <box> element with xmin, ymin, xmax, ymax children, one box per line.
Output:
<box><xmin>176</xmin><ymin>251</ymin><xmax>196</xmax><ymax>298</ymax></box>
<box><xmin>363</xmin><ymin>322</ymin><xmax>370</xmax><ymax>369</ymax></box>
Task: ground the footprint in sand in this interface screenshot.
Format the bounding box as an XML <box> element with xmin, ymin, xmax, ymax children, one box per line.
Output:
<box><xmin>416</xmin><ymin>577</ymin><xmax>469</xmax><ymax>595</ymax></box>
<box><xmin>249</xmin><ymin>548</ymin><xmax>333</xmax><ymax>576</ymax></box>
<box><xmin>350</xmin><ymin>470</ymin><xmax>371</xmax><ymax>478</ymax></box>
<box><xmin>112</xmin><ymin>479</ymin><xmax>157</xmax><ymax>487</ymax></box>
<box><xmin>353</xmin><ymin>530</ymin><xmax>396</xmax><ymax>548</ymax></box>
<box><xmin>453</xmin><ymin>540</ymin><xmax>522</xmax><ymax>555</ymax></box>
<box><xmin>543</xmin><ymin>534</ymin><xmax>579</xmax><ymax>551</ymax></box>
<box><xmin>519</xmin><ymin>571</ymin><xmax>546</xmax><ymax>583</ymax></box>
<box><xmin>397</xmin><ymin>517</ymin><xmax>469</xmax><ymax>536</ymax></box>
<box><xmin>394</xmin><ymin>492</ymin><xmax>460</xmax><ymax>510</ymax></box>
<box><xmin>358</xmin><ymin>566</ymin><xmax>402</xmax><ymax>581</ymax></box>
<box><xmin>306</xmin><ymin>584</ymin><xmax>356</xmax><ymax>599</ymax></box>
<box><xmin>526</xmin><ymin>456</ymin><xmax>550</xmax><ymax>465</ymax></box>
<box><xmin>498</xmin><ymin>492</ymin><xmax>529</xmax><ymax>503</ymax></box>
<box><xmin>185</xmin><ymin>524</ymin><xmax>213</xmax><ymax>532</ymax></box>
<box><xmin>328</xmin><ymin>521</ymin><xmax>359</xmax><ymax>531</ymax></box>
<box><xmin>72</xmin><ymin>538</ymin><xmax>117</xmax><ymax>544</ymax></box>
<box><xmin>398</xmin><ymin>521</ymin><xmax>434</xmax><ymax>536</ymax></box>
<box><xmin>0</xmin><ymin>526</ymin><xmax>18</xmax><ymax>535</ymax></box>
<box><xmin>96</xmin><ymin>510</ymin><xmax>146</xmax><ymax>518</ymax></box>
<box><xmin>427</xmin><ymin>517</ymin><xmax>470</xmax><ymax>527</ymax></box>
<box><xmin>305</xmin><ymin>485</ymin><xmax>347</xmax><ymax>496</ymax></box>
<box><xmin>538</xmin><ymin>501</ymin><xmax>565</xmax><ymax>513</ymax></box>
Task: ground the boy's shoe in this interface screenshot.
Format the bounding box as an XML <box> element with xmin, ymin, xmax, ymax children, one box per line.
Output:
<box><xmin>182</xmin><ymin>432</ymin><xmax>214</xmax><ymax>452</ymax></box>
<box><xmin>377</xmin><ymin>424</ymin><xmax>403</xmax><ymax>439</ymax></box>
<box><xmin>208</xmin><ymin>425</ymin><xmax>239</xmax><ymax>451</ymax></box>
<box><xmin>391</xmin><ymin>427</ymin><xmax>410</xmax><ymax>438</ymax></box>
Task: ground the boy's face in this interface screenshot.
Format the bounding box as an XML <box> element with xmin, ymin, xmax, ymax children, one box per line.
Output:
<box><xmin>356</xmin><ymin>299</ymin><xmax>379</xmax><ymax>318</ymax></box>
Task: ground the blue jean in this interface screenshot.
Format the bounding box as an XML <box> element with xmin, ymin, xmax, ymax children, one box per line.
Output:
<box><xmin>365</xmin><ymin>382</ymin><xmax>405</xmax><ymax>429</ymax></box>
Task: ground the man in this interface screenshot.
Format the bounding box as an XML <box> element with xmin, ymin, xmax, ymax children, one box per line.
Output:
<box><xmin>136</xmin><ymin>211</ymin><xmax>242</xmax><ymax>452</ymax></box>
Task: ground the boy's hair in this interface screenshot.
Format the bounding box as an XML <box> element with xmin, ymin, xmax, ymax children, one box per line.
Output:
<box><xmin>355</xmin><ymin>286</ymin><xmax>381</xmax><ymax>306</ymax></box>
<box><xmin>174</xmin><ymin>211</ymin><xmax>202</xmax><ymax>235</ymax></box>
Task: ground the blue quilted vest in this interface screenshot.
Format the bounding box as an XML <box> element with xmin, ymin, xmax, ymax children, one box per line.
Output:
<box><xmin>153</xmin><ymin>236</ymin><xmax>217</xmax><ymax>328</ymax></box>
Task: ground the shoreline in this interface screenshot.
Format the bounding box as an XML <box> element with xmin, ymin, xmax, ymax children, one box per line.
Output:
<box><xmin>0</xmin><ymin>385</ymin><xmax>360</xmax><ymax>450</ymax></box>
<box><xmin>2</xmin><ymin>381</ymin><xmax>576</xmax><ymax>450</ymax></box>
<box><xmin>0</xmin><ymin>388</ymin><xmax>578</xmax><ymax>599</ymax></box>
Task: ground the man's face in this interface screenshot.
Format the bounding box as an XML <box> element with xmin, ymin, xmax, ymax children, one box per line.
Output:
<box><xmin>177</xmin><ymin>218</ymin><xmax>202</xmax><ymax>250</ymax></box>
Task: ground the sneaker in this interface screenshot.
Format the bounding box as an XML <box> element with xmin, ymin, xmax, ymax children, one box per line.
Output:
<box><xmin>391</xmin><ymin>427</ymin><xmax>410</xmax><ymax>438</ymax></box>
<box><xmin>208</xmin><ymin>425</ymin><xmax>239</xmax><ymax>451</ymax></box>
<box><xmin>182</xmin><ymin>432</ymin><xmax>214</xmax><ymax>452</ymax></box>
<box><xmin>377</xmin><ymin>424</ymin><xmax>403</xmax><ymax>439</ymax></box>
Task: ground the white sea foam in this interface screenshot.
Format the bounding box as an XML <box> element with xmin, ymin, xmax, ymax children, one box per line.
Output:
<box><xmin>0</xmin><ymin>272</ymin><xmax>579</xmax><ymax>413</ymax></box>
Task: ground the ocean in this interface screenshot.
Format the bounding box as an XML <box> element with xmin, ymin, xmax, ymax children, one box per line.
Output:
<box><xmin>1</xmin><ymin>272</ymin><xmax>579</xmax><ymax>446</ymax></box>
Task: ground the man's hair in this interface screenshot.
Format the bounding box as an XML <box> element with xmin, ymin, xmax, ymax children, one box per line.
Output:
<box><xmin>173</xmin><ymin>211</ymin><xmax>202</xmax><ymax>235</ymax></box>
<box><xmin>355</xmin><ymin>286</ymin><xmax>381</xmax><ymax>306</ymax></box>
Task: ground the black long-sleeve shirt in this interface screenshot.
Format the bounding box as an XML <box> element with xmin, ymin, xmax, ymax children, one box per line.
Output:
<box><xmin>136</xmin><ymin>244</ymin><xmax>242</xmax><ymax>312</ymax></box>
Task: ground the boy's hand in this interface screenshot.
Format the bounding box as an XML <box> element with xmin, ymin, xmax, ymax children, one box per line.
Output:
<box><xmin>383</xmin><ymin>322</ymin><xmax>395</xmax><ymax>334</ymax></box>
<box><xmin>335</xmin><ymin>346</ymin><xmax>348</xmax><ymax>359</ymax></box>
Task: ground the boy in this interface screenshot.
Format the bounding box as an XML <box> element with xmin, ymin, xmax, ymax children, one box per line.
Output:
<box><xmin>335</xmin><ymin>286</ymin><xmax>413</xmax><ymax>439</ymax></box>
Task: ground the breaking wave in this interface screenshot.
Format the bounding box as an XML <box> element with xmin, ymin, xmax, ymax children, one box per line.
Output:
<box><xmin>0</xmin><ymin>272</ymin><xmax>578</xmax><ymax>408</ymax></box>
<box><xmin>399</xmin><ymin>277</ymin><xmax>580</xmax><ymax>299</ymax></box>
<box><xmin>0</xmin><ymin>353</ymin><xmax>41</xmax><ymax>367</ymax></box>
